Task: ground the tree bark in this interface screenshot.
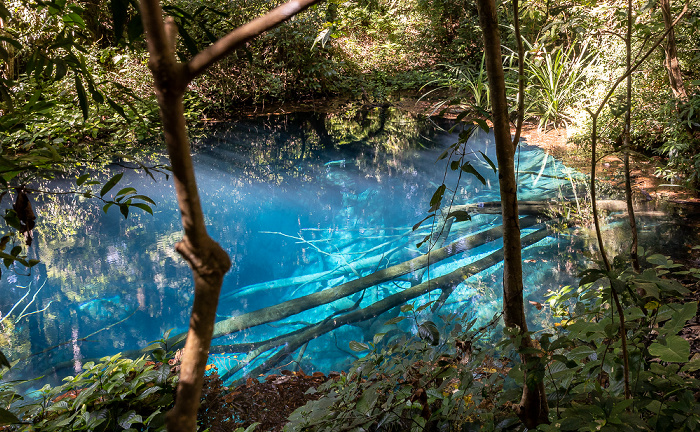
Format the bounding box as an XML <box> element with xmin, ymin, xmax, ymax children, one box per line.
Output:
<box><xmin>660</xmin><ymin>0</ymin><xmax>688</xmax><ymax>100</ymax></box>
<box><xmin>138</xmin><ymin>0</ymin><xmax>321</xmax><ymax>430</ymax></box>
<box><xmin>474</xmin><ymin>0</ymin><xmax>548</xmax><ymax>427</ymax></box>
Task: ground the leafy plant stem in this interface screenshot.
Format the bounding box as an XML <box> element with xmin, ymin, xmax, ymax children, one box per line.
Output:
<box><xmin>610</xmin><ymin>287</ymin><xmax>631</xmax><ymax>399</ymax></box>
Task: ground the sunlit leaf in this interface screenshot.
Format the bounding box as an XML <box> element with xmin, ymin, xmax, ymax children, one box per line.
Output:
<box><xmin>384</xmin><ymin>316</ymin><xmax>406</xmax><ymax>325</ymax></box>
<box><xmin>349</xmin><ymin>341</ymin><xmax>369</xmax><ymax>352</ymax></box>
<box><xmin>115</xmin><ymin>187</ymin><xmax>137</xmax><ymax>197</ymax></box>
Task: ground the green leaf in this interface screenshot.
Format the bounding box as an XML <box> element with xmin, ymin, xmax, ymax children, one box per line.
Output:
<box><xmin>131</xmin><ymin>195</ymin><xmax>156</xmax><ymax>205</ymax></box>
<box><xmin>0</xmin><ymin>3</ymin><xmax>10</xmax><ymax>19</ymax></box>
<box><xmin>479</xmin><ymin>151</ymin><xmax>497</xmax><ymax>174</ymax></box>
<box><xmin>110</xmin><ymin>0</ymin><xmax>129</xmax><ymax>40</ymax></box>
<box><xmin>373</xmin><ymin>333</ymin><xmax>386</xmax><ymax>344</ymax></box>
<box><xmin>415</xmin><ymin>233</ymin><xmax>431</xmax><ymax>249</ymax></box>
<box><xmin>0</xmin><ymin>408</ymin><xmax>20</xmax><ymax>426</ymax></box>
<box><xmin>415</xmin><ymin>301</ymin><xmax>435</xmax><ymax>313</ymax></box>
<box><xmin>682</xmin><ymin>357</ymin><xmax>700</xmax><ymax>372</ymax></box>
<box><xmin>74</xmin><ymin>75</ymin><xmax>89</xmax><ymax>120</ymax></box>
<box><xmin>417</xmin><ymin>321</ymin><xmax>440</xmax><ymax>346</ymax></box>
<box><xmin>400</xmin><ymin>304</ymin><xmax>414</xmax><ymax>313</ymax></box>
<box><xmin>100</xmin><ymin>172</ymin><xmax>124</xmax><ymax>197</ymax></box>
<box><xmin>349</xmin><ymin>341</ymin><xmax>369</xmax><ymax>352</ymax></box>
<box><xmin>647</xmin><ymin>254</ymin><xmax>669</xmax><ymax>266</ymax></box>
<box><xmin>54</xmin><ymin>58</ymin><xmax>68</xmax><ymax>81</ymax></box>
<box><xmin>76</xmin><ymin>173</ymin><xmax>90</xmax><ymax>186</ymax></box>
<box><xmin>473</xmin><ymin>118</ymin><xmax>489</xmax><ymax>132</ymax></box>
<box><xmin>0</xmin><ymin>36</ymin><xmax>22</xmax><ymax>51</ymax></box>
<box><xmin>119</xmin><ymin>204</ymin><xmax>129</xmax><ymax>219</ymax></box>
<box><xmin>106</xmin><ymin>96</ymin><xmax>129</xmax><ymax>120</ymax></box>
<box><xmin>0</xmin><ymin>350</ymin><xmax>10</xmax><ymax>369</ymax></box>
<box><xmin>177</xmin><ymin>25</ymin><xmax>199</xmax><ymax>57</ymax></box>
<box><xmin>356</xmin><ymin>384</ymin><xmax>380</xmax><ymax>414</ymax></box>
<box><xmin>384</xmin><ymin>316</ymin><xmax>406</xmax><ymax>325</ymax></box>
<box><xmin>660</xmin><ymin>302</ymin><xmax>698</xmax><ymax>335</ymax></box>
<box><xmin>115</xmin><ymin>187</ymin><xmax>137</xmax><ymax>197</ymax></box>
<box><xmin>450</xmin><ymin>160</ymin><xmax>459</xmax><ymax>171</ymax></box>
<box><xmin>447</xmin><ymin>210</ymin><xmax>470</xmax><ymax>222</ymax></box>
<box><xmin>412</xmin><ymin>213</ymin><xmax>435</xmax><ymax>231</ymax></box>
<box><xmin>648</xmin><ymin>335</ymin><xmax>690</xmax><ymax>363</ymax></box>
<box><xmin>118</xmin><ymin>410</ymin><xmax>142</xmax><ymax>429</ymax></box>
<box><xmin>429</xmin><ymin>184</ymin><xmax>446</xmax><ymax>212</ymax></box>
<box><xmin>86</xmin><ymin>79</ymin><xmax>104</xmax><ymax>104</ymax></box>
<box><xmin>103</xmin><ymin>203</ymin><xmax>113</xmax><ymax>213</ymax></box>
<box><xmin>634</xmin><ymin>282</ymin><xmax>659</xmax><ymax>299</ymax></box>
<box><xmin>461</xmin><ymin>162</ymin><xmax>486</xmax><ymax>185</ymax></box>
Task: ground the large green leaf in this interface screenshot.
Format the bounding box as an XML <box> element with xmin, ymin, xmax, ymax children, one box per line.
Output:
<box><xmin>648</xmin><ymin>335</ymin><xmax>690</xmax><ymax>363</ymax></box>
<box><xmin>660</xmin><ymin>301</ymin><xmax>698</xmax><ymax>336</ymax></box>
<box><xmin>0</xmin><ymin>408</ymin><xmax>20</xmax><ymax>426</ymax></box>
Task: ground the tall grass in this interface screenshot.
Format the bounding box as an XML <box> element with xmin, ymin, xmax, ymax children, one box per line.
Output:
<box><xmin>523</xmin><ymin>40</ymin><xmax>596</xmax><ymax>130</ymax></box>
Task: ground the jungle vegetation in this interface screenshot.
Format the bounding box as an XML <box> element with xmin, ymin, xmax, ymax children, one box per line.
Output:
<box><xmin>0</xmin><ymin>0</ymin><xmax>699</xmax><ymax>430</ymax></box>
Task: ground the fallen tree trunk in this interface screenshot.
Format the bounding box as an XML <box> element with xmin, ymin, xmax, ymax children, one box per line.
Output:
<box><xmin>218</xmin><ymin>225</ymin><xmax>552</xmax><ymax>382</ymax></box>
<box><xmin>206</xmin><ymin>215</ymin><xmax>540</xmax><ymax>343</ymax></box>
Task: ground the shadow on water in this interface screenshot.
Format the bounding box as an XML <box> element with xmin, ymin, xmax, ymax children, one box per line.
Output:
<box><xmin>1</xmin><ymin>107</ymin><xmax>697</xmax><ymax>386</ymax></box>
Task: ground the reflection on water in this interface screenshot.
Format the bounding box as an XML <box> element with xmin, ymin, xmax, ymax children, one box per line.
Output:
<box><xmin>1</xmin><ymin>108</ymin><xmax>694</xmax><ymax>384</ymax></box>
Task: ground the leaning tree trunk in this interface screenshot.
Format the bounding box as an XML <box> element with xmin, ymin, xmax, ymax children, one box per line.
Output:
<box><xmin>474</xmin><ymin>0</ymin><xmax>549</xmax><ymax>427</ymax></box>
<box><xmin>660</xmin><ymin>0</ymin><xmax>688</xmax><ymax>100</ymax></box>
<box><xmin>138</xmin><ymin>0</ymin><xmax>321</xmax><ymax>430</ymax></box>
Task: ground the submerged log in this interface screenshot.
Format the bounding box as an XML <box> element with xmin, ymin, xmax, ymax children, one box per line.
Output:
<box><xmin>218</xmin><ymin>226</ymin><xmax>552</xmax><ymax>382</ymax></box>
<box><xmin>205</xmin><ymin>215</ymin><xmax>540</xmax><ymax>343</ymax></box>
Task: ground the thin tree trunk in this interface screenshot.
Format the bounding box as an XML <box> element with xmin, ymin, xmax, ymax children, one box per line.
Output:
<box><xmin>624</xmin><ymin>0</ymin><xmax>640</xmax><ymax>273</ymax></box>
<box><xmin>138</xmin><ymin>0</ymin><xmax>321</xmax><ymax>430</ymax></box>
<box><xmin>660</xmin><ymin>0</ymin><xmax>688</xmax><ymax>100</ymax></box>
<box><xmin>474</xmin><ymin>0</ymin><xmax>548</xmax><ymax>427</ymax></box>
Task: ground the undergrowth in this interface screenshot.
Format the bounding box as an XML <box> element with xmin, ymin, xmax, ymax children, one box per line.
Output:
<box><xmin>0</xmin><ymin>250</ymin><xmax>698</xmax><ymax>431</ymax></box>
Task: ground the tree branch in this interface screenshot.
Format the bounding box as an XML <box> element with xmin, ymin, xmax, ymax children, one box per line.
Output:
<box><xmin>186</xmin><ymin>0</ymin><xmax>322</xmax><ymax>80</ymax></box>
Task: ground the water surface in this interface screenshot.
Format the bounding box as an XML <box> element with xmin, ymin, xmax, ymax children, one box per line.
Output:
<box><xmin>1</xmin><ymin>109</ymin><xmax>677</xmax><ymax>383</ymax></box>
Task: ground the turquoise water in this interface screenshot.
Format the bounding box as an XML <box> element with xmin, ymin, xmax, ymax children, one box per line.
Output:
<box><xmin>1</xmin><ymin>110</ymin><xmax>588</xmax><ymax>383</ymax></box>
